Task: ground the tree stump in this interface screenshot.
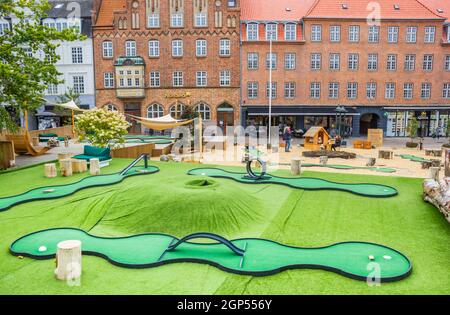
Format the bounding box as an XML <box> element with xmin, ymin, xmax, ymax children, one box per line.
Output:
<box><xmin>378</xmin><ymin>150</ymin><xmax>393</xmax><ymax>159</ymax></box>
<box><xmin>429</xmin><ymin>167</ymin><xmax>440</xmax><ymax>182</ymax></box>
<box><xmin>44</xmin><ymin>163</ymin><xmax>57</xmax><ymax>178</ymax></box>
<box><xmin>320</xmin><ymin>156</ymin><xmax>328</xmax><ymax>165</ymax></box>
<box><xmin>89</xmin><ymin>158</ymin><xmax>100</xmax><ymax>176</ymax></box>
<box><xmin>60</xmin><ymin>159</ymin><xmax>73</xmax><ymax>177</ymax></box>
<box><xmin>290</xmin><ymin>158</ymin><xmax>302</xmax><ymax>175</ymax></box>
<box><xmin>425</xmin><ymin>149</ymin><xmax>442</xmax><ymax>157</ymax></box>
<box><xmin>366</xmin><ymin>158</ymin><xmax>376</xmax><ymax>167</ymax></box>
<box><xmin>55</xmin><ymin>240</ymin><xmax>82</xmax><ymax>282</ymax></box>
<box><xmin>72</xmin><ymin>159</ymin><xmax>87</xmax><ymax>174</ymax></box>
<box><xmin>431</xmin><ymin>159</ymin><xmax>441</xmax><ymax>168</ymax></box>
<box><xmin>421</xmin><ymin>161</ymin><xmax>432</xmax><ymax>169</ymax></box>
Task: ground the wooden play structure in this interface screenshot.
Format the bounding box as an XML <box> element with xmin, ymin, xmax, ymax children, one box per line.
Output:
<box><xmin>367</xmin><ymin>129</ymin><xmax>383</xmax><ymax>148</ymax></box>
<box><xmin>303</xmin><ymin>127</ymin><xmax>330</xmax><ymax>151</ymax></box>
<box><xmin>5</xmin><ymin>132</ymin><xmax>50</xmax><ymax>156</ymax></box>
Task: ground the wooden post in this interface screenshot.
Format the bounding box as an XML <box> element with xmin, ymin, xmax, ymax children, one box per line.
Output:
<box><xmin>367</xmin><ymin>158</ymin><xmax>376</xmax><ymax>167</ymax></box>
<box><xmin>320</xmin><ymin>156</ymin><xmax>328</xmax><ymax>165</ymax></box>
<box><xmin>60</xmin><ymin>159</ymin><xmax>73</xmax><ymax>177</ymax></box>
<box><xmin>44</xmin><ymin>163</ymin><xmax>57</xmax><ymax>178</ymax></box>
<box><xmin>378</xmin><ymin>150</ymin><xmax>393</xmax><ymax>159</ymax></box>
<box><xmin>429</xmin><ymin>167</ymin><xmax>440</xmax><ymax>182</ymax></box>
<box><xmin>72</xmin><ymin>159</ymin><xmax>87</xmax><ymax>173</ymax></box>
<box><xmin>291</xmin><ymin>158</ymin><xmax>301</xmax><ymax>175</ymax></box>
<box><xmin>55</xmin><ymin>240</ymin><xmax>82</xmax><ymax>281</ymax></box>
<box><xmin>89</xmin><ymin>158</ymin><xmax>100</xmax><ymax>175</ymax></box>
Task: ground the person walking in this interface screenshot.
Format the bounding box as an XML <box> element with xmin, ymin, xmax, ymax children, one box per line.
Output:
<box><xmin>283</xmin><ymin>125</ymin><xmax>292</xmax><ymax>152</ymax></box>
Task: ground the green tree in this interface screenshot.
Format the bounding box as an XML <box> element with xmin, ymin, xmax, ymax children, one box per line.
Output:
<box><xmin>0</xmin><ymin>0</ymin><xmax>83</xmax><ymax>131</ymax></box>
<box><xmin>407</xmin><ymin>117</ymin><xmax>419</xmax><ymax>143</ymax></box>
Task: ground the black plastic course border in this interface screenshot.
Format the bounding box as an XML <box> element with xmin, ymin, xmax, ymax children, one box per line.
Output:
<box><xmin>187</xmin><ymin>168</ymin><xmax>399</xmax><ymax>198</ymax></box>
<box><xmin>0</xmin><ymin>166</ymin><xmax>160</xmax><ymax>212</ymax></box>
<box><xmin>9</xmin><ymin>227</ymin><xmax>412</xmax><ymax>283</ymax></box>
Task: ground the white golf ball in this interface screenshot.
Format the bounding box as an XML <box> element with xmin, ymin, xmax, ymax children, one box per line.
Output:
<box><xmin>38</xmin><ymin>246</ymin><xmax>47</xmax><ymax>252</ymax></box>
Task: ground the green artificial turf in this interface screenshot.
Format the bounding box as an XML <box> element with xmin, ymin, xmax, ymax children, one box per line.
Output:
<box><xmin>0</xmin><ymin>159</ymin><xmax>449</xmax><ymax>294</ymax></box>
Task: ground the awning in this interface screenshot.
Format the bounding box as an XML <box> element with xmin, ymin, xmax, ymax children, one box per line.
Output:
<box><xmin>245</xmin><ymin>106</ymin><xmax>360</xmax><ymax>116</ymax></box>
<box><xmin>128</xmin><ymin>114</ymin><xmax>194</xmax><ymax>131</ymax></box>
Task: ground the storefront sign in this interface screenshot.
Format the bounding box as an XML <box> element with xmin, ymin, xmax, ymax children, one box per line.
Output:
<box><xmin>165</xmin><ymin>92</ymin><xmax>191</xmax><ymax>99</ymax></box>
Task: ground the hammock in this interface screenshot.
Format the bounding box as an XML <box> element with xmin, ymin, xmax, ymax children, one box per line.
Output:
<box><xmin>128</xmin><ymin>114</ymin><xmax>194</xmax><ymax>131</ymax></box>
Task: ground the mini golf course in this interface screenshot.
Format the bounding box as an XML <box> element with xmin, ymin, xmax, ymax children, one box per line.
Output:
<box><xmin>188</xmin><ymin>168</ymin><xmax>398</xmax><ymax>197</ymax></box>
<box><xmin>398</xmin><ymin>154</ymin><xmax>431</xmax><ymax>163</ymax></box>
<box><xmin>10</xmin><ymin>228</ymin><xmax>412</xmax><ymax>282</ymax></box>
<box><xmin>276</xmin><ymin>163</ymin><xmax>396</xmax><ymax>173</ymax></box>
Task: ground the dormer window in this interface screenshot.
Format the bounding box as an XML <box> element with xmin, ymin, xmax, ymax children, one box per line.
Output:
<box><xmin>265</xmin><ymin>23</ymin><xmax>277</xmax><ymax>41</ymax></box>
<box><xmin>394</xmin><ymin>4</ymin><xmax>400</xmax><ymax>10</ymax></box>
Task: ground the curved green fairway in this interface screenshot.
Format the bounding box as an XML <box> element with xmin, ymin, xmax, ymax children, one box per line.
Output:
<box><xmin>10</xmin><ymin>228</ymin><xmax>411</xmax><ymax>282</ymax></box>
<box><xmin>188</xmin><ymin>168</ymin><xmax>398</xmax><ymax>197</ymax></box>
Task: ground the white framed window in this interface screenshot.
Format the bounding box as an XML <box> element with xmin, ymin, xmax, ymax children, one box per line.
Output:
<box><xmin>0</xmin><ymin>19</ymin><xmax>10</xmax><ymax>35</ymax></box>
<box><xmin>311</xmin><ymin>25</ymin><xmax>322</xmax><ymax>42</ymax></box>
<box><xmin>348</xmin><ymin>25</ymin><xmax>359</xmax><ymax>42</ymax></box>
<box><xmin>147</xmin><ymin>103</ymin><xmax>164</xmax><ymax>118</ymax></box>
<box><xmin>248</xmin><ymin>53</ymin><xmax>258</xmax><ymax>70</ymax></box>
<box><xmin>266</xmin><ymin>82</ymin><xmax>277</xmax><ymax>99</ymax></box>
<box><xmin>43</xmin><ymin>18</ymin><xmax>56</xmax><ymax>29</ymax></box>
<box><xmin>388</xmin><ymin>26</ymin><xmax>399</xmax><ymax>43</ymax></box>
<box><xmin>368</xmin><ymin>53</ymin><xmax>378</xmax><ymax>71</ymax></box>
<box><xmin>366</xmin><ymin>82</ymin><xmax>377</xmax><ymax>99</ymax></box>
<box><xmin>102</xmin><ymin>41</ymin><xmax>113</xmax><ymax>58</ymax></box>
<box><xmin>406</xmin><ymin>26</ymin><xmax>417</xmax><ymax>43</ymax></box>
<box><xmin>328</xmin><ymin>82</ymin><xmax>339</xmax><ymax>99</ymax></box>
<box><xmin>403</xmin><ymin>83</ymin><xmax>413</xmax><ymax>99</ymax></box>
<box><xmin>172</xmin><ymin>39</ymin><xmax>183</xmax><ymax>57</ymax></box>
<box><xmin>196</xmin><ymin>39</ymin><xmax>207</xmax><ymax>57</ymax></box>
<box><xmin>47</xmin><ymin>83</ymin><xmax>58</xmax><ymax>95</ymax></box>
<box><xmin>194</xmin><ymin>103</ymin><xmax>211</xmax><ymax>120</ymax></box>
<box><xmin>125</xmin><ymin>41</ymin><xmax>136</xmax><ymax>56</ymax></box>
<box><xmin>219</xmin><ymin>39</ymin><xmax>231</xmax><ymax>56</ymax></box>
<box><xmin>330</xmin><ymin>25</ymin><xmax>341</xmax><ymax>42</ymax></box>
<box><xmin>247</xmin><ymin>82</ymin><xmax>258</xmax><ymax>99</ymax></box>
<box><xmin>196</xmin><ymin>71</ymin><xmax>207</xmax><ymax>87</ymax></box>
<box><xmin>170</xmin><ymin>103</ymin><xmax>185</xmax><ymax>119</ymax></box>
<box><xmin>55</xmin><ymin>18</ymin><xmax>68</xmax><ymax>32</ymax></box>
<box><xmin>147</xmin><ymin>13</ymin><xmax>160</xmax><ymax>28</ymax></box>
<box><xmin>284</xmin><ymin>53</ymin><xmax>296</xmax><ymax>70</ymax></box>
<box><xmin>387</xmin><ymin>54</ymin><xmax>397</xmax><ymax>71</ymax></box>
<box><xmin>104</xmin><ymin>72</ymin><xmax>114</xmax><ymax>88</ymax></box>
<box><xmin>285</xmin><ymin>23</ymin><xmax>297</xmax><ymax>41</ymax></box>
<box><xmin>72</xmin><ymin>75</ymin><xmax>85</xmax><ymax>94</ymax></box>
<box><xmin>443</xmin><ymin>83</ymin><xmax>450</xmax><ymax>99</ymax></box>
<box><xmin>348</xmin><ymin>53</ymin><xmax>359</xmax><ymax>70</ymax></box>
<box><xmin>404</xmin><ymin>54</ymin><xmax>416</xmax><ymax>71</ymax></box>
<box><xmin>310</xmin><ymin>82</ymin><xmax>321</xmax><ymax>99</ymax></box>
<box><xmin>284</xmin><ymin>82</ymin><xmax>295</xmax><ymax>98</ymax></box>
<box><xmin>347</xmin><ymin>82</ymin><xmax>358</xmax><ymax>99</ymax></box>
<box><xmin>423</xmin><ymin>54</ymin><xmax>433</xmax><ymax>71</ymax></box>
<box><xmin>173</xmin><ymin>71</ymin><xmax>184</xmax><ymax>87</ymax></box>
<box><xmin>329</xmin><ymin>53</ymin><xmax>340</xmax><ymax>70</ymax></box>
<box><xmin>220</xmin><ymin>70</ymin><xmax>231</xmax><ymax>86</ymax></box>
<box><xmin>195</xmin><ymin>12</ymin><xmax>207</xmax><ymax>27</ymax></box>
<box><xmin>311</xmin><ymin>53</ymin><xmax>321</xmax><ymax>70</ymax></box>
<box><xmin>71</xmin><ymin>47</ymin><xmax>83</xmax><ymax>64</ymax></box>
<box><xmin>247</xmin><ymin>23</ymin><xmax>258</xmax><ymax>40</ymax></box>
<box><xmin>445</xmin><ymin>55</ymin><xmax>450</xmax><ymax>71</ymax></box>
<box><xmin>148</xmin><ymin>40</ymin><xmax>160</xmax><ymax>57</ymax></box>
<box><xmin>266</xmin><ymin>23</ymin><xmax>277</xmax><ymax>41</ymax></box>
<box><xmin>424</xmin><ymin>26</ymin><xmax>436</xmax><ymax>43</ymax></box>
<box><xmin>266</xmin><ymin>53</ymin><xmax>277</xmax><ymax>69</ymax></box>
<box><xmin>171</xmin><ymin>13</ymin><xmax>183</xmax><ymax>27</ymax></box>
<box><xmin>385</xmin><ymin>83</ymin><xmax>396</xmax><ymax>99</ymax></box>
<box><xmin>368</xmin><ymin>25</ymin><xmax>379</xmax><ymax>43</ymax></box>
<box><xmin>149</xmin><ymin>71</ymin><xmax>160</xmax><ymax>87</ymax></box>
<box><xmin>421</xmin><ymin>83</ymin><xmax>431</xmax><ymax>99</ymax></box>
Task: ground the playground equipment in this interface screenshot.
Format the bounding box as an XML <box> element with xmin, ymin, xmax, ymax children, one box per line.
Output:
<box><xmin>10</xmin><ymin>228</ymin><xmax>412</xmax><ymax>282</ymax></box>
<box><xmin>5</xmin><ymin>133</ymin><xmax>50</xmax><ymax>156</ymax></box>
<box><xmin>304</xmin><ymin>127</ymin><xmax>330</xmax><ymax>151</ymax></box>
<box><xmin>0</xmin><ymin>154</ymin><xmax>158</xmax><ymax>211</ymax></box>
<box><xmin>244</xmin><ymin>158</ymin><xmax>270</xmax><ymax>180</ymax></box>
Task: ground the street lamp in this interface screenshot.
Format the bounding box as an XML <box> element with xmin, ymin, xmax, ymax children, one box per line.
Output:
<box><xmin>268</xmin><ymin>38</ymin><xmax>273</xmax><ymax>149</ymax></box>
<box><xmin>334</xmin><ymin>106</ymin><xmax>347</xmax><ymax>137</ymax></box>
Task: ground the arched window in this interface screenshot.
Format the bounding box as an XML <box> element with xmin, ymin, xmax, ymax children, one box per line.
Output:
<box><xmin>170</xmin><ymin>103</ymin><xmax>185</xmax><ymax>119</ymax></box>
<box><xmin>105</xmin><ymin>104</ymin><xmax>118</xmax><ymax>112</ymax></box>
<box><xmin>194</xmin><ymin>102</ymin><xmax>211</xmax><ymax>120</ymax></box>
<box><xmin>147</xmin><ymin>103</ymin><xmax>164</xmax><ymax>118</ymax></box>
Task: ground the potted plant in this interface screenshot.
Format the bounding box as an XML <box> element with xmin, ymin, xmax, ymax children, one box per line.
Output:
<box><xmin>406</xmin><ymin>117</ymin><xmax>419</xmax><ymax>148</ymax></box>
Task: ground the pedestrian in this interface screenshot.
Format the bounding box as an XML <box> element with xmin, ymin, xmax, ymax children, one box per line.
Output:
<box><xmin>283</xmin><ymin>125</ymin><xmax>292</xmax><ymax>152</ymax></box>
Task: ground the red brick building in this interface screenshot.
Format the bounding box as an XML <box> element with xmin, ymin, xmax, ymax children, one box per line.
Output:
<box><xmin>92</xmin><ymin>0</ymin><xmax>241</xmax><ymax>133</ymax></box>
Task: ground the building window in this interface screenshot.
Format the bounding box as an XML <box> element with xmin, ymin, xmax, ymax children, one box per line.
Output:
<box><xmin>388</xmin><ymin>26</ymin><xmax>399</xmax><ymax>43</ymax></box>
<box><xmin>172</xmin><ymin>40</ymin><xmax>183</xmax><ymax>57</ymax></box>
<box><xmin>368</xmin><ymin>25</ymin><xmax>379</xmax><ymax>43</ymax></box>
<box><xmin>329</xmin><ymin>53</ymin><xmax>340</xmax><ymax>70</ymax></box>
<box><xmin>195</xmin><ymin>12</ymin><xmax>207</xmax><ymax>27</ymax></box>
<box><xmin>310</xmin><ymin>82</ymin><xmax>321</xmax><ymax>99</ymax></box>
<box><xmin>443</xmin><ymin>83</ymin><xmax>450</xmax><ymax>99</ymax></box>
<box><xmin>148</xmin><ymin>40</ymin><xmax>160</xmax><ymax>57</ymax></box>
<box><xmin>71</xmin><ymin>47</ymin><xmax>83</xmax><ymax>64</ymax></box>
<box><xmin>149</xmin><ymin>71</ymin><xmax>160</xmax><ymax>87</ymax></box>
<box><xmin>102</xmin><ymin>41</ymin><xmax>113</xmax><ymax>58</ymax></box>
<box><xmin>387</xmin><ymin>54</ymin><xmax>397</xmax><ymax>71</ymax></box>
<box><xmin>196</xmin><ymin>71</ymin><xmax>207</xmax><ymax>87</ymax></box>
<box><xmin>265</xmin><ymin>23</ymin><xmax>277</xmax><ymax>41</ymax></box>
<box><xmin>247</xmin><ymin>53</ymin><xmax>258</xmax><ymax>70</ymax></box>
<box><xmin>72</xmin><ymin>76</ymin><xmax>85</xmax><ymax>94</ymax></box>
<box><xmin>348</xmin><ymin>53</ymin><xmax>359</xmax><ymax>70</ymax></box>
<box><xmin>266</xmin><ymin>82</ymin><xmax>277</xmax><ymax>99</ymax></box>
<box><xmin>194</xmin><ymin>103</ymin><xmax>211</xmax><ymax>120</ymax></box>
<box><xmin>219</xmin><ymin>39</ymin><xmax>231</xmax><ymax>56</ymax></box>
<box><xmin>446</xmin><ymin>55</ymin><xmax>450</xmax><ymax>71</ymax></box>
<box><xmin>284</xmin><ymin>82</ymin><xmax>295</xmax><ymax>98</ymax></box>
<box><xmin>311</xmin><ymin>25</ymin><xmax>322</xmax><ymax>42</ymax></box>
<box><xmin>125</xmin><ymin>41</ymin><xmax>136</xmax><ymax>56</ymax></box>
<box><xmin>247</xmin><ymin>23</ymin><xmax>258</xmax><ymax>40</ymax></box>
<box><xmin>23</xmin><ymin>47</ymin><xmax>33</xmax><ymax>57</ymax></box>
<box><xmin>404</xmin><ymin>54</ymin><xmax>416</xmax><ymax>71</ymax></box>
<box><xmin>171</xmin><ymin>13</ymin><xmax>183</xmax><ymax>27</ymax></box>
<box><xmin>310</xmin><ymin>53</ymin><xmax>321</xmax><ymax>70</ymax></box>
<box><xmin>348</xmin><ymin>25</ymin><xmax>359</xmax><ymax>42</ymax></box>
<box><xmin>147</xmin><ymin>13</ymin><xmax>160</xmax><ymax>28</ymax></box>
<box><xmin>47</xmin><ymin>83</ymin><xmax>58</xmax><ymax>95</ymax></box>
<box><xmin>328</xmin><ymin>82</ymin><xmax>339</xmax><ymax>99</ymax></box>
<box><xmin>104</xmin><ymin>72</ymin><xmax>114</xmax><ymax>88</ymax></box>
<box><xmin>347</xmin><ymin>82</ymin><xmax>357</xmax><ymax>99</ymax></box>
<box><xmin>173</xmin><ymin>71</ymin><xmax>183</xmax><ymax>87</ymax></box>
<box><xmin>403</xmin><ymin>83</ymin><xmax>413</xmax><ymax>99</ymax></box>
<box><xmin>0</xmin><ymin>19</ymin><xmax>10</xmax><ymax>35</ymax></box>
<box><xmin>196</xmin><ymin>39</ymin><xmax>207</xmax><ymax>57</ymax></box>
<box><xmin>421</xmin><ymin>83</ymin><xmax>431</xmax><ymax>99</ymax></box>
<box><xmin>366</xmin><ymin>82</ymin><xmax>377</xmax><ymax>99</ymax></box>
<box><xmin>247</xmin><ymin>82</ymin><xmax>259</xmax><ymax>99</ymax></box>
<box><xmin>423</xmin><ymin>54</ymin><xmax>433</xmax><ymax>71</ymax></box>
<box><xmin>385</xmin><ymin>83</ymin><xmax>396</xmax><ymax>99</ymax></box>
<box><xmin>147</xmin><ymin>103</ymin><xmax>164</xmax><ymax>118</ymax></box>
<box><xmin>170</xmin><ymin>103</ymin><xmax>185</xmax><ymax>119</ymax></box>
<box><xmin>330</xmin><ymin>25</ymin><xmax>341</xmax><ymax>42</ymax></box>
<box><xmin>406</xmin><ymin>26</ymin><xmax>417</xmax><ymax>43</ymax></box>
<box><xmin>266</xmin><ymin>53</ymin><xmax>277</xmax><ymax>69</ymax></box>
<box><xmin>220</xmin><ymin>70</ymin><xmax>231</xmax><ymax>86</ymax></box>
<box><xmin>284</xmin><ymin>53</ymin><xmax>296</xmax><ymax>70</ymax></box>
<box><xmin>368</xmin><ymin>53</ymin><xmax>378</xmax><ymax>71</ymax></box>
<box><xmin>285</xmin><ymin>23</ymin><xmax>297</xmax><ymax>41</ymax></box>
<box><xmin>424</xmin><ymin>26</ymin><xmax>436</xmax><ymax>43</ymax></box>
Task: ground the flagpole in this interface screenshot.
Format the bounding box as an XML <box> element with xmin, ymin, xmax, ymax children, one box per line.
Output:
<box><xmin>268</xmin><ymin>38</ymin><xmax>273</xmax><ymax>149</ymax></box>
